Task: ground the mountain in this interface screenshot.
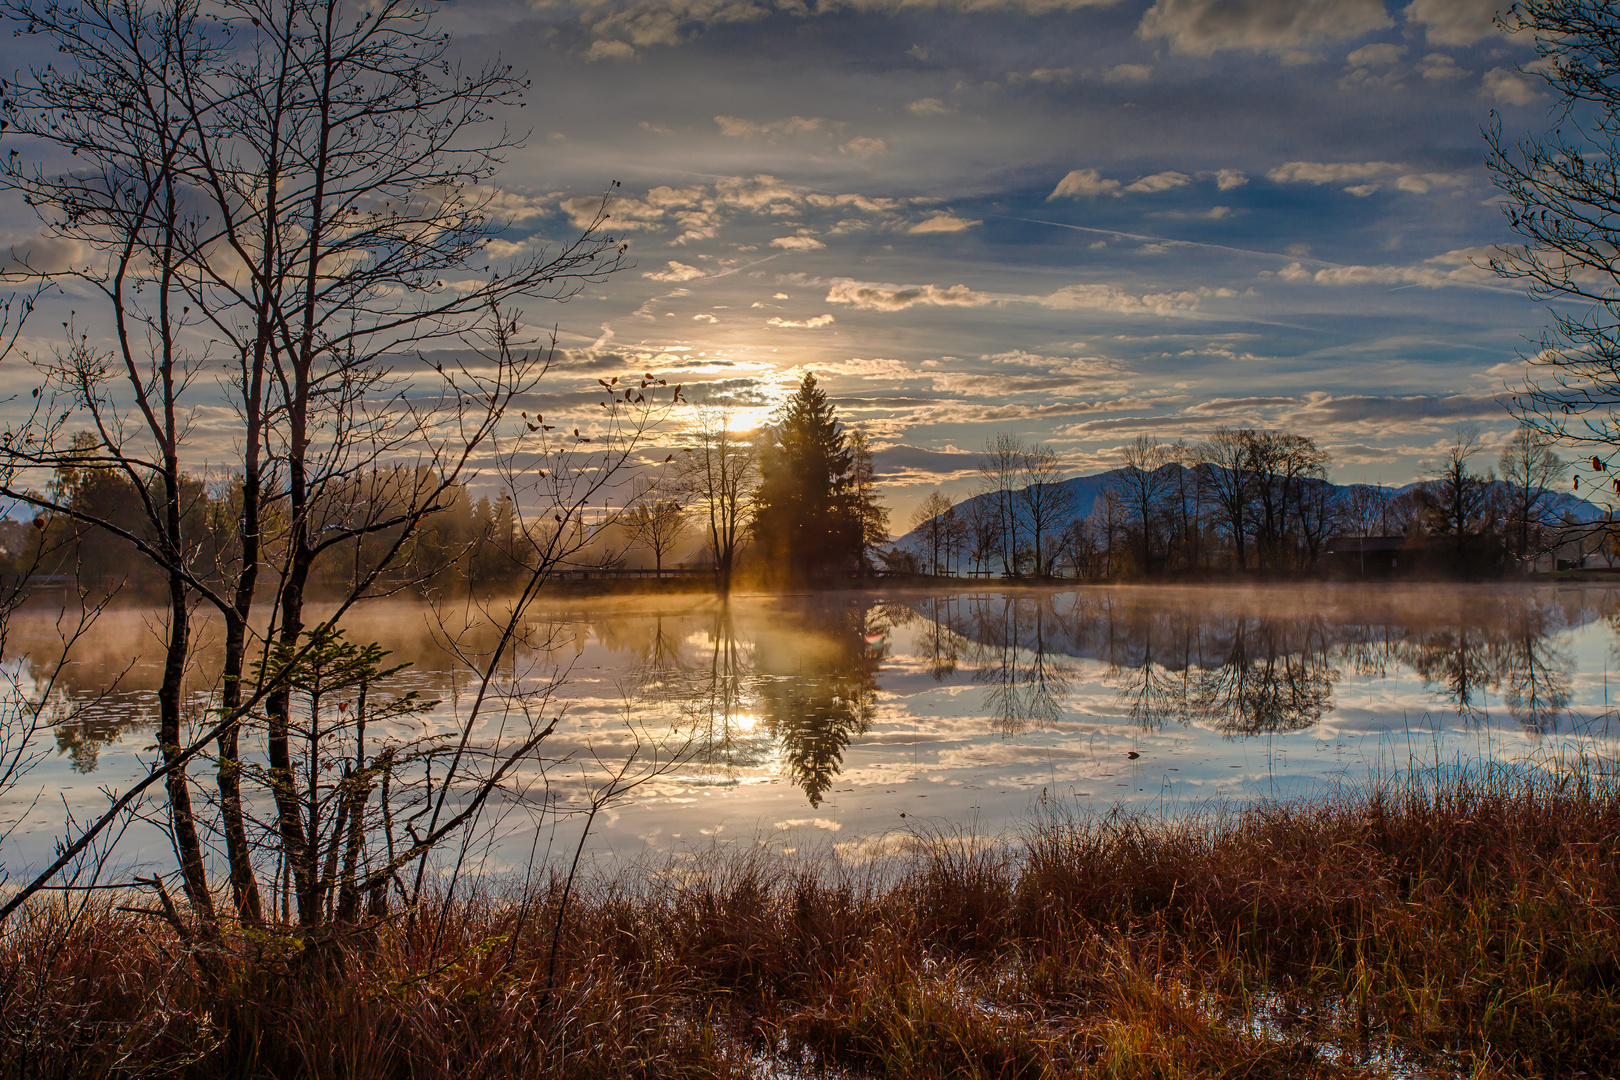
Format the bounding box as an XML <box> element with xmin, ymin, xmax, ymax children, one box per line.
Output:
<box><xmin>890</xmin><ymin>466</ymin><xmax>1608</xmax><ymax>553</ymax></box>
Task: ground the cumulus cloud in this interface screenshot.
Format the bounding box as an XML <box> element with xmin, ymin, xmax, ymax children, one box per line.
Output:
<box><xmin>1138</xmin><ymin>0</ymin><xmax>1392</xmax><ymax>58</ymax></box>
<box><xmin>691</xmin><ymin>312</ymin><xmax>718</xmax><ymax>323</ymax></box>
<box><xmin>1404</xmin><ymin>0</ymin><xmax>1503</xmax><ymax>47</ymax></box>
<box><xmin>583</xmin><ymin>39</ymin><xmax>636</xmax><ymax>61</ymax></box>
<box><xmin>826</xmin><ymin>280</ymin><xmax>993</xmax><ymax>311</ymax></box>
<box><xmin>1103</xmin><ymin>63</ymin><xmax>1153</xmax><ymax>82</ymax></box>
<box><xmin>1394</xmin><ymin>172</ymin><xmax>1466</xmax><ymax>194</ymax></box>
<box><xmin>1419</xmin><ymin>53</ymin><xmax>1468</xmax><ymax>81</ymax></box>
<box><xmin>1049</xmin><ymin>168</ymin><xmax>1122</xmax><ymax>199</ymax></box>
<box><xmin>1270</xmin><ymin>247</ymin><xmax>1496</xmax><ymax>288</ymax></box>
<box><xmin>1346</xmin><ymin>43</ymin><xmax>1404</xmax><ymax>66</ymax></box>
<box><xmin>1125</xmin><ymin>170</ymin><xmax>1192</xmax><ymax>194</ymax></box>
<box><xmin>715</xmin><ymin>114</ymin><xmax>826</xmax><ymax>138</ymax></box>
<box><xmin>1268</xmin><ymin>160</ymin><xmax>1402</xmax><ymax>184</ymax></box>
<box><xmin>0</xmin><ymin>235</ymin><xmax>85</xmax><ymax>274</ymax></box>
<box><xmin>771</xmin><ymin>235</ymin><xmax>826</xmax><ymax>251</ymax></box>
<box><xmin>643</xmin><ymin>260</ymin><xmax>705</xmax><ymax>282</ymax></box>
<box><xmin>1214</xmin><ymin>169</ymin><xmax>1248</xmax><ymax>190</ymax></box>
<box><xmin>906</xmin><ymin>97</ymin><xmax>952</xmax><ymax>116</ymax></box>
<box><xmin>1041</xmin><ymin>283</ymin><xmax>1236</xmax><ymax>316</ymax></box>
<box><xmin>766</xmin><ymin>314</ymin><xmax>835</xmax><ymax>328</ymax></box>
<box><xmin>908</xmin><ymin>213</ymin><xmax>981</xmax><ymax>234</ymax></box>
<box><xmin>840</xmin><ymin>136</ymin><xmax>887</xmax><ymax>157</ymax></box>
<box><xmin>1482</xmin><ymin>66</ymin><xmax>1541</xmax><ymax>106</ymax></box>
<box><xmin>561</xmin><ymin>194</ymin><xmax>667</xmax><ymax>230</ymax></box>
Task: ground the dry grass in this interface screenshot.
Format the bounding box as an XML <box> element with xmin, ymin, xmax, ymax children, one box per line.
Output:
<box><xmin>4</xmin><ymin>768</ymin><xmax>1619</xmax><ymax>1078</ymax></box>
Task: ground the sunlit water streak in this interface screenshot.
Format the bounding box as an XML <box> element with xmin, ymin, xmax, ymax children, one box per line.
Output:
<box><xmin>4</xmin><ymin>582</ymin><xmax>1618</xmax><ymax>883</ymax></box>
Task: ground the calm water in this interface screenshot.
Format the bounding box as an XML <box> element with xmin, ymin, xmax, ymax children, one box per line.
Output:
<box><xmin>6</xmin><ymin>583</ymin><xmax>1620</xmax><ymax>879</ymax></box>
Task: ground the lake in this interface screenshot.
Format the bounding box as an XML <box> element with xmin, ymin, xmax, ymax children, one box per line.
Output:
<box><xmin>6</xmin><ymin>582</ymin><xmax>1619</xmax><ymax>881</ymax></box>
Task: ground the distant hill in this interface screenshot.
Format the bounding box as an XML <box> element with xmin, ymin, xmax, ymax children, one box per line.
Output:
<box><xmin>890</xmin><ymin>466</ymin><xmax>1608</xmax><ymax>553</ymax></box>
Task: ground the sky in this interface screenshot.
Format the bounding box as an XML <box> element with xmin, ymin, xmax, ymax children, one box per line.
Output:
<box><xmin>0</xmin><ymin>0</ymin><xmax>1569</xmax><ymax>521</ymax></box>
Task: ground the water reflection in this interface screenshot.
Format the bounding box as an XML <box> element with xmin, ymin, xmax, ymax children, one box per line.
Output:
<box><xmin>12</xmin><ymin>586</ymin><xmax>1618</xmax><ymax>814</ymax></box>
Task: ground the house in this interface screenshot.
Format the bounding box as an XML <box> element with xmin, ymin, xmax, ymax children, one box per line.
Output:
<box><xmin>1321</xmin><ymin>535</ymin><xmax>1406</xmax><ymax>577</ymax></box>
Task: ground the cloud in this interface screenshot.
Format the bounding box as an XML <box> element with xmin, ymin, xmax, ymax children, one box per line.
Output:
<box><xmin>1394</xmin><ymin>172</ymin><xmax>1466</xmax><ymax>194</ymax></box>
<box><xmin>1139</xmin><ymin>0</ymin><xmax>1393</xmax><ymax>57</ymax></box>
<box><xmin>561</xmin><ymin>194</ymin><xmax>666</xmax><ymax>231</ymax></box>
<box><xmin>1294</xmin><ymin>391</ymin><xmax>1506</xmax><ymax>426</ymax></box>
<box><xmin>643</xmin><ymin>260</ymin><xmax>705</xmax><ymax>282</ymax></box>
<box><xmin>906</xmin><ymin>97</ymin><xmax>953</xmax><ymax>116</ymax></box>
<box><xmin>1102</xmin><ymin>63</ymin><xmax>1153</xmax><ymax>82</ymax></box>
<box><xmin>1041</xmin><ymin>283</ymin><xmax>1236</xmax><ymax>316</ymax></box>
<box><xmin>0</xmin><ymin>235</ymin><xmax>85</xmax><ymax>274</ymax></box>
<box><xmin>1404</xmin><ymin>0</ymin><xmax>1503</xmax><ymax>47</ymax></box>
<box><xmin>1124</xmin><ymin>170</ymin><xmax>1192</xmax><ymax>194</ymax></box>
<box><xmin>1268</xmin><ymin>160</ymin><xmax>1402</xmax><ymax>184</ymax></box>
<box><xmin>715</xmin><ymin>114</ymin><xmax>826</xmax><ymax>138</ymax></box>
<box><xmin>1270</xmin><ymin>247</ymin><xmax>1496</xmax><ymax>288</ymax></box>
<box><xmin>583</xmin><ymin>38</ymin><xmax>636</xmax><ymax>61</ymax></box>
<box><xmin>691</xmin><ymin>312</ymin><xmax>718</xmax><ymax>323</ymax></box>
<box><xmin>908</xmin><ymin>213</ymin><xmax>981</xmax><ymax>234</ymax></box>
<box><xmin>771</xmin><ymin>235</ymin><xmax>826</xmax><ymax>251</ymax></box>
<box><xmin>1346</xmin><ymin>43</ymin><xmax>1404</xmax><ymax>66</ymax></box>
<box><xmin>1418</xmin><ymin>53</ymin><xmax>1468</xmax><ymax>81</ymax></box>
<box><xmin>1049</xmin><ymin>169</ymin><xmax>1122</xmax><ymax>199</ymax></box>
<box><xmin>840</xmin><ymin>136</ymin><xmax>887</xmax><ymax>157</ymax></box>
<box><xmin>1214</xmin><ymin>169</ymin><xmax>1248</xmax><ymax>190</ymax></box>
<box><xmin>1482</xmin><ymin>66</ymin><xmax>1541</xmax><ymax>106</ymax></box>
<box><xmin>766</xmin><ymin>314</ymin><xmax>836</xmax><ymax>328</ymax></box>
<box><xmin>826</xmin><ymin>280</ymin><xmax>993</xmax><ymax>311</ymax></box>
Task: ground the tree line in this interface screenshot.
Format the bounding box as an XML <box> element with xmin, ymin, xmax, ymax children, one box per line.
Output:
<box><xmin>899</xmin><ymin>423</ymin><xmax>1577</xmax><ymax>579</ymax></box>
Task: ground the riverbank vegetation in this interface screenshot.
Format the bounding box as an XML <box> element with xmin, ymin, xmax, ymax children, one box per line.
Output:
<box><xmin>899</xmin><ymin>424</ymin><xmax>1589</xmax><ymax>582</ymax></box>
<box><xmin>4</xmin><ymin>766</ymin><xmax>1618</xmax><ymax>1079</ymax></box>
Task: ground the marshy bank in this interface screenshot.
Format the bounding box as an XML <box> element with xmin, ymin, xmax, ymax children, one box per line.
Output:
<box><xmin>5</xmin><ymin>768</ymin><xmax>1619</xmax><ymax>1080</ymax></box>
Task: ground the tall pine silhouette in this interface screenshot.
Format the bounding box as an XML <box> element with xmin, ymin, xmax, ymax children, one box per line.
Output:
<box><xmin>753</xmin><ymin>373</ymin><xmax>865</xmax><ymax>578</ymax></box>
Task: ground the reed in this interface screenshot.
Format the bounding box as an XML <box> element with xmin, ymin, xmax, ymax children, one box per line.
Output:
<box><xmin>4</xmin><ymin>765</ymin><xmax>1617</xmax><ymax>1078</ymax></box>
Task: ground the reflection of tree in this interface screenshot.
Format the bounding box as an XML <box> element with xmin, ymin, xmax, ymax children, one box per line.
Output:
<box><xmin>1400</xmin><ymin>627</ymin><xmax>1502</xmax><ymax>720</ymax></box>
<box><xmin>1189</xmin><ymin>616</ymin><xmax>1335</xmax><ymax>735</ymax></box>
<box><xmin>677</xmin><ymin>606</ymin><xmax>771</xmax><ymax>785</ymax></box>
<box><xmin>964</xmin><ymin>596</ymin><xmax>1075</xmax><ymax>735</ymax></box>
<box><xmin>757</xmin><ymin>602</ymin><xmax>886</xmax><ymax>806</ymax></box>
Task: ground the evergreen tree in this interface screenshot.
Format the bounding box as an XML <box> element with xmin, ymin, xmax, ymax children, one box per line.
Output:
<box><xmin>752</xmin><ymin>374</ymin><xmax>863</xmax><ymax>577</ymax></box>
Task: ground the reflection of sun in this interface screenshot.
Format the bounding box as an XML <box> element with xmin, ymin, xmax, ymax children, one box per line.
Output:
<box><xmin>730</xmin><ymin>712</ymin><xmax>759</xmax><ymax>732</ymax></box>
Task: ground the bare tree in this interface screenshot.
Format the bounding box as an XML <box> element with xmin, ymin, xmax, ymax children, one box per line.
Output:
<box><xmin>677</xmin><ymin>405</ymin><xmax>758</xmax><ymax>593</ymax></box>
<box><xmin>1113</xmin><ymin>436</ymin><xmax>1173</xmax><ymax>574</ymax></box>
<box><xmin>0</xmin><ymin>0</ymin><xmax>642</xmax><ymax>931</ymax></box>
<box><xmin>910</xmin><ymin>490</ymin><xmax>955</xmax><ymax>576</ymax></box>
<box><xmin>1018</xmin><ymin>443</ymin><xmax>1075</xmax><ymax>578</ymax></box>
<box><xmin>1200</xmin><ymin>426</ymin><xmax>1254</xmax><ymax>571</ymax></box>
<box><xmin>1487</xmin><ymin>1</ymin><xmax>1620</xmax><ymax>460</ymax></box>
<box><xmin>977</xmin><ymin>434</ymin><xmax>1025</xmax><ymax>576</ymax></box>
<box><xmin>1425</xmin><ymin>425</ymin><xmax>1495</xmax><ymax>563</ymax></box>
<box><xmin>622</xmin><ymin>498</ymin><xmax>690</xmax><ymax>575</ymax></box>
<box><xmin>1499</xmin><ymin>422</ymin><xmax>1569</xmax><ymax>565</ymax></box>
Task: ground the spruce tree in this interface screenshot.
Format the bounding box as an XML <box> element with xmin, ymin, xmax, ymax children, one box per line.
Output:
<box><xmin>753</xmin><ymin>373</ymin><xmax>863</xmax><ymax>577</ymax></box>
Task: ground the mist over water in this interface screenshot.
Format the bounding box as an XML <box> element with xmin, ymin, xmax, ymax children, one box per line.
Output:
<box><xmin>7</xmin><ymin>583</ymin><xmax>1619</xmax><ymax>878</ymax></box>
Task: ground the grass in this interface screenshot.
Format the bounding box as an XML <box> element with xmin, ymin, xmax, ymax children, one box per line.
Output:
<box><xmin>4</xmin><ymin>767</ymin><xmax>1620</xmax><ymax>1079</ymax></box>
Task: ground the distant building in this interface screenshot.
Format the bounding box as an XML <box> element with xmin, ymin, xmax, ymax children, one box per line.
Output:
<box><xmin>1322</xmin><ymin>535</ymin><xmax>1406</xmax><ymax>577</ymax></box>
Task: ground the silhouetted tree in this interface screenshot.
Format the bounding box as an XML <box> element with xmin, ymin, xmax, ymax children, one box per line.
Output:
<box><xmin>752</xmin><ymin>374</ymin><xmax>863</xmax><ymax>578</ymax></box>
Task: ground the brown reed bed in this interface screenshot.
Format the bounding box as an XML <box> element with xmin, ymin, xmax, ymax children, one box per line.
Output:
<box><xmin>4</xmin><ymin>765</ymin><xmax>1619</xmax><ymax>1079</ymax></box>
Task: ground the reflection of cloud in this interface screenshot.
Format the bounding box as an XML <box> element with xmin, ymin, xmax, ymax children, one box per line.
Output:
<box><xmin>775</xmin><ymin>817</ymin><xmax>842</xmax><ymax>831</ymax></box>
<box><xmin>1139</xmin><ymin>0</ymin><xmax>1392</xmax><ymax>57</ymax></box>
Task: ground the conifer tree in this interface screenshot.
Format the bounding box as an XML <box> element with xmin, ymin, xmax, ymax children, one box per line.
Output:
<box><xmin>753</xmin><ymin>374</ymin><xmax>863</xmax><ymax>577</ymax></box>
